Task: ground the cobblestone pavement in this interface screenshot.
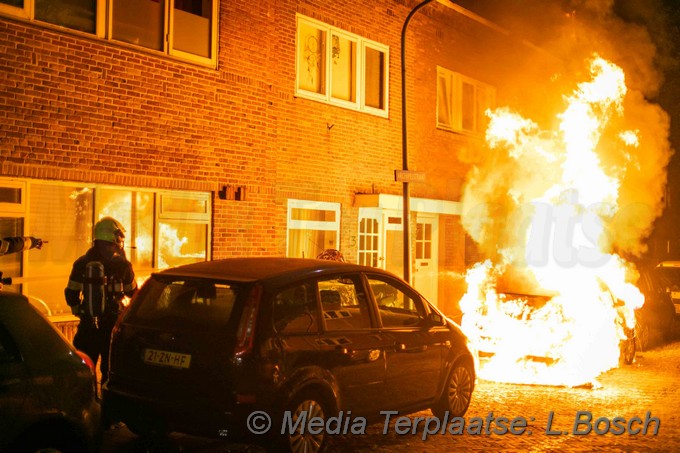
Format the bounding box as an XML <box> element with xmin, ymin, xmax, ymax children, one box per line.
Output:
<box><xmin>102</xmin><ymin>340</ymin><xmax>680</xmax><ymax>452</ymax></box>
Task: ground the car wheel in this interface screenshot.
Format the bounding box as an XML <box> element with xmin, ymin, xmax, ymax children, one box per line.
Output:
<box><xmin>431</xmin><ymin>358</ymin><xmax>475</xmax><ymax>419</ymax></box>
<box><xmin>281</xmin><ymin>390</ymin><xmax>331</xmax><ymax>453</ymax></box>
<box><xmin>635</xmin><ymin>318</ymin><xmax>650</xmax><ymax>352</ymax></box>
<box><xmin>619</xmin><ymin>330</ymin><xmax>636</xmax><ymax>365</ymax></box>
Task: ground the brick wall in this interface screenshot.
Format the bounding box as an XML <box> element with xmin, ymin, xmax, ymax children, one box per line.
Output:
<box><xmin>0</xmin><ymin>0</ymin><xmax>557</xmax><ymax>312</ymax></box>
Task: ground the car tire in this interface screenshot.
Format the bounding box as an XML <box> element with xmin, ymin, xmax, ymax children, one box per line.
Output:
<box><xmin>280</xmin><ymin>389</ymin><xmax>332</xmax><ymax>453</ymax></box>
<box><xmin>619</xmin><ymin>330</ymin><xmax>636</xmax><ymax>365</ymax></box>
<box><xmin>431</xmin><ymin>358</ymin><xmax>475</xmax><ymax>419</ymax></box>
<box><xmin>635</xmin><ymin>317</ymin><xmax>650</xmax><ymax>352</ymax></box>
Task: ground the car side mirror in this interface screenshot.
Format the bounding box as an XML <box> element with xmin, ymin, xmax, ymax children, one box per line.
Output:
<box><xmin>424</xmin><ymin>312</ymin><xmax>445</xmax><ymax>328</ymax></box>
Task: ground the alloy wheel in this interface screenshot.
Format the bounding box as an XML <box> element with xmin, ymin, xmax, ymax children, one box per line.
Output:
<box><xmin>288</xmin><ymin>398</ymin><xmax>326</xmax><ymax>453</ymax></box>
<box><xmin>447</xmin><ymin>364</ymin><xmax>474</xmax><ymax>417</ymax></box>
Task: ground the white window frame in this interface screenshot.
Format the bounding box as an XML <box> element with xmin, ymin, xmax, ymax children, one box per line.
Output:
<box><xmin>437</xmin><ymin>66</ymin><xmax>496</xmax><ymax>135</ymax></box>
<box><xmin>167</xmin><ymin>2</ymin><xmax>218</xmax><ymax>66</ymax></box>
<box><xmin>295</xmin><ymin>14</ymin><xmax>389</xmax><ymax>117</ymax></box>
<box><xmin>0</xmin><ymin>1</ymin><xmax>31</xmax><ymax>20</ymax></box>
<box><xmin>286</xmin><ymin>199</ymin><xmax>341</xmax><ymax>258</ymax></box>
<box><xmin>0</xmin><ymin>179</ymin><xmax>26</xmax><ymax>215</ymax></box>
<box><xmin>155</xmin><ymin>190</ymin><xmax>212</xmax><ymax>268</ymax></box>
<box><xmin>0</xmin><ymin>0</ymin><xmax>218</xmax><ymax>67</ymax></box>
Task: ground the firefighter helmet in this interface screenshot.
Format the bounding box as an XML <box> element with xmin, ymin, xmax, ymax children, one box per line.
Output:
<box><xmin>94</xmin><ymin>217</ymin><xmax>126</xmax><ymax>244</ymax></box>
<box><xmin>316</xmin><ymin>249</ymin><xmax>346</xmax><ymax>262</ymax></box>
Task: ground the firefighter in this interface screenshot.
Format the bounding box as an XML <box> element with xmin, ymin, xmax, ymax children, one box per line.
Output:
<box><xmin>65</xmin><ymin>217</ymin><xmax>137</xmax><ymax>386</ymax></box>
<box><xmin>0</xmin><ymin>236</ymin><xmax>43</xmax><ymax>255</ymax></box>
<box><xmin>316</xmin><ymin>249</ymin><xmax>347</xmax><ymax>262</ymax></box>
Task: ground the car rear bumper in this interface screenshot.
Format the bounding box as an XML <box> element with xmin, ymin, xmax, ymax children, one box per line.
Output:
<box><xmin>102</xmin><ymin>384</ymin><xmax>255</xmax><ymax>441</ymax></box>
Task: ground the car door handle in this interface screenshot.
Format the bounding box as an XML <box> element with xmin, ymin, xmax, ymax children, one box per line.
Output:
<box><xmin>394</xmin><ymin>342</ymin><xmax>427</xmax><ymax>353</ymax></box>
<box><xmin>335</xmin><ymin>345</ymin><xmax>353</xmax><ymax>355</ymax></box>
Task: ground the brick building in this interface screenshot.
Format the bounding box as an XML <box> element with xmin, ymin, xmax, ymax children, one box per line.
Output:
<box><xmin>0</xmin><ymin>0</ymin><xmax>557</xmax><ymax>325</ymax></box>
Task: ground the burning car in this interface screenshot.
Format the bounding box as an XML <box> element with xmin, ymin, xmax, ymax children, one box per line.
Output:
<box><xmin>460</xmin><ymin>262</ymin><xmax>639</xmax><ymax>387</ymax></box>
<box><xmin>453</xmin><ymin>54</ymin><xmax>663</xmax><ymax>387</ymax></box>
<box><xmin>472</xmin><ymin>290</ymin><xmax>635</xmax><ymax>366</ymax></box>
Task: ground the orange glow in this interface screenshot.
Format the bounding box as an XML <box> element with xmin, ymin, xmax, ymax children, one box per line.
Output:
<box><xmin>460</xmin><ymin>55</ymin><xmax>649</xmax><ymax>387</ymax></box>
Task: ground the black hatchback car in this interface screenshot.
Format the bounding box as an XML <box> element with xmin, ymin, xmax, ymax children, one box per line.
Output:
<box><xmin>0</xmin><ymin>291</ymin><xmax>102</xmax><ymax>452</ymax></box>
<box><xmin>103</xmin><ymin>258</ymin><xmax>476</xmax><ymax>452</ymax></box>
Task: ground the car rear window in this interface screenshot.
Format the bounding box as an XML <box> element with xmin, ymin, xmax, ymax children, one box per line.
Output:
<box><xmin>128</xmin><ymin>277</ymin><xmax>240</xmax><ymax>327</ymax></box>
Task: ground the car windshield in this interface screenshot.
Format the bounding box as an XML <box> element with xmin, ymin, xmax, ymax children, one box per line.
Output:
<box><xmin>128</xmin><ymin>276</ymin><xmax>241</xmax><ymax>328</ymax></box>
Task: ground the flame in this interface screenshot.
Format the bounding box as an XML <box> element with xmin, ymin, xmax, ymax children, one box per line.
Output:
<box><xmin>158</xmin><ymin>223</ymin><xmax>206</xmax><ymax>269</ymax></box>
<box><xmin>460</xmin><ymin>55</ymin><xmax>651</xmax><ymax>387</ymax></box>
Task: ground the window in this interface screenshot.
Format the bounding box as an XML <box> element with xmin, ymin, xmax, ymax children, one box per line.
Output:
<box><xmin>157</xmin><ymin>192</ymin><xmax>211</xmax><ymax>269</ymax></box>
<box><xmin>131</xmin><ymin>278</ymin><xmax>238</xmax><ymax>328</ymax></box>
<box><xmin>319</xmin><ymin>276</ymin><xmax>372</xmax><ymax>331</ymax></box>
<box><xmin>296</xmin><ymin>14</ymin><xmax>389</xmax><ymax>116</ymax></box>
<box><xmin>437</xmin><ymin>66</ymin><xmax>495</xmax><ymax>135</ymax></box>
<box><xmin>112</xmin><ymin>0</ymin><xmax>164</xmax><ymax>51</ymax></box>
<box><xmin>415</xmin><ymin>221</ymin><xmax>432</xmax><ymax>260</ymax></box>
<box><xmin>0</xmin><ymin>217</ymin><xmax>24</xmax><ymax>295</ymax></box>
<box><xmin>0</xmin><ymin>181</ymin><xmax>25</xmax><ymax>294</ymax></box>
<box><xmin>368</xmin><ymin>275</ymin><xmax>425</xmax><ymax>328</ymax></box>
<box><xmin>287</xmin><ymin>200</ymin><xmax>340</xmax><ymax>259</ymax></box>
<box><xmin>273</xmin><ymin>282</ymin><xmax>319</xmax><ymax>334</ymax></box>
<box><xmin>0</xmin><ymin>178</ymin><xmax>211</xmax><ymax>319</ymax></box>
<box><xmin>0</xmin><ymin>0</ymin><xmax>218</xmax><ymax>66</ymax></box>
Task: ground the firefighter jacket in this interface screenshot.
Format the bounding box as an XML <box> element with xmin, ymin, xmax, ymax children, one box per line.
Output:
<box><xmin>0</xmin><ymin>237</ymin><xmax>41</xmax><ymax>256</ymax></box>
<box><xmin>65</xmin><ymin>240</ymin><xmax>137</xmax><ymax>319</ymax></box>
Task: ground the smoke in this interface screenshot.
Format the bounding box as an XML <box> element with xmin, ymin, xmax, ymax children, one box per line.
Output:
<box><xmin>459</xmin><ymin>0</ymin><xmax>674</xmax><ymax>263</ymax></box>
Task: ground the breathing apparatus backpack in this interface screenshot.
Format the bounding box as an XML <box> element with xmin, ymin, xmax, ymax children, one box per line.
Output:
<box><xmin>81</xmin><ymin>256</ymin><xmax>127</xmax><ymax>323</ymax></box>
<box><xmin>83</xmin><ymin>261</ymin><xmax>107</xmax><ymax>321</ymax></box>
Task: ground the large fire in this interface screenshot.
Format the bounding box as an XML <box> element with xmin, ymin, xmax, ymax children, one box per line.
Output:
<box><xmin>459</xmin><ymin>55</ymin><xmax>660</xmax><ymax>387</ymax></box>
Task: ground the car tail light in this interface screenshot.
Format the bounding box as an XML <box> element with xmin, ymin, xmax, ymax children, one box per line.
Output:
<box><xmin>76</xmin><ymin>350</ymin><xmax>96</xmax><ymax>374</ymax></box>
<box><xmin>234</xmin><ymin>284</ymin><xmax>262</xmax><ymax>358</ymax></box>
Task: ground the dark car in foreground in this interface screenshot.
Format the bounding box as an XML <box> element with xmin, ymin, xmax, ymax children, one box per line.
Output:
<box><xmin>103</xmin><ymin>257</ymin><xmax>476</xmax><ymax>452</ymax></box>
<box><xmin>0</xmin><ymin>291</ymin><xmax>102</xmax><ymax>452</ymax></box>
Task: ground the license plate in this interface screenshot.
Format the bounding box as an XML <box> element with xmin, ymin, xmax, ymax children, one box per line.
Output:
<box><xmin>143</xmin><ymin>348</ymin><xmax>192</xmax><ymax>369</ymax></box>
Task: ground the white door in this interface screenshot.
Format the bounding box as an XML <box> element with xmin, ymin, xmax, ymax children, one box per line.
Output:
<box><xmin>382</xmin><ymin>211</ymin><xmax>404</xmax><ymax>278</ymax></box>
<box><xmin>357</xmin><ymin>209</ymin><xmax>382</xmax><ymax>268</ymax></box>
<box><xmin>413</xmin><ymin>215</ymin><xmax>438</xmax><ymax>306</ymax></box>
<box><xmin>357</xmin><ymin>208</ymin><xmax>406</xmax><ymax>278</ymax></box>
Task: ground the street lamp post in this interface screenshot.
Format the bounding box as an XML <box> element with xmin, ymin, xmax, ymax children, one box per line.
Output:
<box><xmin>400</xmin><ymin>0</ymin><xmax>434</xmax><ymax>283</ymax></box>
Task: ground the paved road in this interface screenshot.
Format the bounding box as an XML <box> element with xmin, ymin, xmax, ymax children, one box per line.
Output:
<box><xmin>102</xmin><ymin>340</ymin><xmax>680</xmax><ymax>452</ymax></box>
